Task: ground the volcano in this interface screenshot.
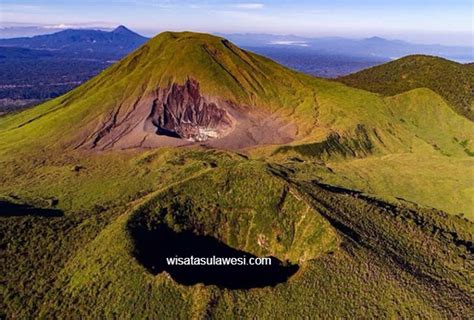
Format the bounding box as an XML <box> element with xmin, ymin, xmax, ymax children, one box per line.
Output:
<box><xmin>1</xmin><ymin>32</ymin><xmax>308</xmax><ymax>151</ymax></box>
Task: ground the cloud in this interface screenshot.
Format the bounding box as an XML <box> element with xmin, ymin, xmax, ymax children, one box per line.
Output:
<box><xmin>43</xmin><ymin>24</ymin><xmax>78</xmax><ymax>29</ymax></box>
<box><xmin>270</xmin><ymin>40</ymin><xmax>309</xmax><ymax>47</ymax></box>
<box><xmin>232</xmin><ymin>3</ymin><xmax>264</xmax><ymax>10</ymax></box>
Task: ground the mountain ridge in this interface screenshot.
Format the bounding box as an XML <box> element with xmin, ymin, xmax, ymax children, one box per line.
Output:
<box><xmin>218</xmin><ymin>33</ymin><xmax>473</xmax><ymax>61</ymax></box>
<box><xmin>0</xmin><ymin>25</ymin><xmax>148</xmax><ymax>56</ymax></box>
<box><xmin>338</xmin><ymin>54</ymin><xmax>474</xmax><ymax>120</ymax></box>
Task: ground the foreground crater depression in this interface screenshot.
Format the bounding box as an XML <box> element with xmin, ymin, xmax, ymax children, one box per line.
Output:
<box><xmin>129</xmin><ymin>223</ymin><xmax>298</xmax><ymax>289</ymax></box>
<box><xmin>125</xmin><ymin>163</ymin><xmax>339</xmax><ymax>289</ymax></box>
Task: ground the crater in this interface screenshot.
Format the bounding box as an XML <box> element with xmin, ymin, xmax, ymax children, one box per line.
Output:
<box><xmin>129</xmin><ymin>223</ymin><xmax>298</xmax><ymax>289</ymax></box>
<box><xmin>126</xmin><ymin>165</ymin><xmax>338</xmax><ymax>289</ymax></box>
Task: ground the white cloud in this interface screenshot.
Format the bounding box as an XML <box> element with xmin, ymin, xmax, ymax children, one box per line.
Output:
<box><xmin>232</xmin><ymin>3</ymin><xmax>264</xmax><ymax>10</ymax></box>
<box><xmin>43</xmin><ymin>24</ymin><xmax>77</xmax><ymax>29</ymax></box>
<box><xmin>270</xmin><ymin>40</ymin><xmax>309</xmax><ymax>47</ymax></box>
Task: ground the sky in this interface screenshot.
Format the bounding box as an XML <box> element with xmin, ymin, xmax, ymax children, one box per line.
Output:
<box><xmin>1</xmin><ymin>0</ymin><xmax>473</xmax><ymax>45</ymax></box>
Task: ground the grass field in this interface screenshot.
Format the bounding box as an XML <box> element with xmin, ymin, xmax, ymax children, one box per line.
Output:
<box><xmin>339</xmin><ymin>55</ymin><xmax>474</xmax><ymax>120</ymax></box>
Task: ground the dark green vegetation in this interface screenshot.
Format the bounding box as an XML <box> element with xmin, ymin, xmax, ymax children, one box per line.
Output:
<box><xmin>0</xmin><ymin>56</ymin><xmax>110</xmax><ymax>112</ymax></box>
<box><xmin>339</xmin><ymin>55</ymin><xmax>474</xmax><ymax>120</ymax></box>
<box><xmin>1</xmin><ymin>32</ymin><xmax>473</xmax><ymax>318</ymax></box>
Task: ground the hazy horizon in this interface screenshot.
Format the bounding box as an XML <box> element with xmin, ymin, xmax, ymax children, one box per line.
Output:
<box><xmin>1</xmin><ymin>0</ymin><xmax>472</xmax><ymax>46</ymax></box>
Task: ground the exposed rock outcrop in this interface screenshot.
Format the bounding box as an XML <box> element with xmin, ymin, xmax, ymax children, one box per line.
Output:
<box><xmin>148</xmin><ymin>79</ymin><xmax>233</xmax><ymax>141</ymax></box>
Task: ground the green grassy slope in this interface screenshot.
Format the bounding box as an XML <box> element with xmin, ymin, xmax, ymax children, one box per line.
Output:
<box><xmin>274</xmin><ymin>151</ymin><xmax>474</xmax><ymax>219</ymax></box>
<box><xmin>338</xmin><ymin>55</ymin><xmax>474</xmax><ymax>121</ymax></box>
<box><xmin>2</xmin><ymin>151</ymin><xmax>472</xmax><ymax>318</ymax></box>
<box><xmin>1</xmin><ymin>32</ymin><xmax>473</xmax><ymax>318</ymax></box>
<box><xmin>271</xmin><ymin>87</ymin><xmax>474</xmax><ymax>217</ymax></box>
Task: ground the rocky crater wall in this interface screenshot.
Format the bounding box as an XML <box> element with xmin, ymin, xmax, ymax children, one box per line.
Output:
<box><xmin>147</xmin><ymin>79</ymin><xmax>233</xmax><ymax>141</ymax></box>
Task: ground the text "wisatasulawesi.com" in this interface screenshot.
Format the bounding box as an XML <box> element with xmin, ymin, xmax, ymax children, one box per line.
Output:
<box><xmin>166</xmin><ymin>255</ymin><xmax>272</xmax><ymax>266</ymax></box>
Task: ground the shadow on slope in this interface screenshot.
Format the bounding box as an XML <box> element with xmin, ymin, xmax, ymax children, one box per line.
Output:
<box><xmin>0</xmin><ymin>201</ymin><xmax>63</xmax><ymax>217</ymax></box>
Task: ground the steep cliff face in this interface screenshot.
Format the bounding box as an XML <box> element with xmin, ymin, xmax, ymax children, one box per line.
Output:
<box><xmin>148</xmin><ymin>79</ymin><xmax>233</xmax><ymax>141</ymax></box>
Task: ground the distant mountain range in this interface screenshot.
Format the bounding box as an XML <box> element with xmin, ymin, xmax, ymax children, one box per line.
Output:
<box><xmin>0</xmin><ymin>25</ymin><xmax>148</xmax><ymax>59</ymax></box>
<box><xmin>217</xmin><ymin>33</ymin><xmax>472</xmax><ymax>78</ymax></box>
<box><xmin>0</xmin><ymin>26</ymin><xmax>148</xmax><ymax>112</ymax></box>
<box><xmin>2</xmin><ymin>26</ymin><xmax>471</xmax><ymax>62</ymax></box>
<box><xmin>1</xmin><ymin>26</ymin><xmax>472</xmax><ymax>113</ymax></box>
<box><xmin>238</xmin><ymin>46</ymin><xmax>389</xmax><ymax>78</ymax></box>
<box><xmin>218</xmin><ymin>33</ymin><xmax>473</xmax><ymax>62</ymax></box>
